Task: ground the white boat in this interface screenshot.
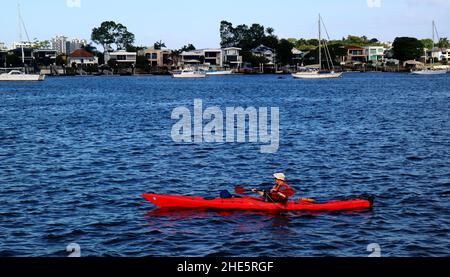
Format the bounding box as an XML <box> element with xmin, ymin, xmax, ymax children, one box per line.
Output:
<box><xmin>0</xmin><ymin>5</ymin><xmax>46</xmax><ymax>82</ymax></box>
<box><xmin>0</xmin><ymin>70</ymin><xmax>45</xmax><ymax>81</ymax></box>
<box><xmin>412</xmin><ymin>21</ymin><xmax>447</xmax><ymax>76</ymax></box>
<box><xmin>292</xmin><ymin>15</ymin><xmax>343</xmax><ymax>79</ymax></box>
<box><xmin>411</xmin><ymin>69</ymin><xmax>447</xmax><ymax>75</ymax></box>
<box><xmin>172</xmin><ymin>69</ymin><xmax>207</xmax><ymax>78</ymax></box>
<box><xmin>206</xmin><ymin>70</ymin><xmax>233</xmax><ymax>76</ymax></box>
<box><xmin>292</xmin><ymin>71</ymin><xmax>343</xmax><ymax>79</ymax></box>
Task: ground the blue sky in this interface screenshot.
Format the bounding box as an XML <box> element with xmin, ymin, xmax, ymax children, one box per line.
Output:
<box><xmin>1</xmin><ymin>0</ymin><xmax>450</xmax><ymax>49</ymax></box>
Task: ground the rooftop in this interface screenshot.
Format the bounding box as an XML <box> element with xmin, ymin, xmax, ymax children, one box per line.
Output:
<box><xmin>69</xmin><ymin>49</ymin><xmax>94</xmax><ymax>58</ymax></box>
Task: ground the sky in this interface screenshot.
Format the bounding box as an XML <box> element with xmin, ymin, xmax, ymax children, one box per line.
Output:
<box><xmin>1</xmin><ymin>0</ymin><xmax>450</xmax><ymax>49</ymax></box>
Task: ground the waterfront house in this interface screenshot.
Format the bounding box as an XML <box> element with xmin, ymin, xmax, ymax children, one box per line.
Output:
<box><xmin>67</xmin><ymin>49</ymin><xmax>98</xmax><ymax>65</ymax></box>
<box><xmin>11</xmin><ymin>47</ymin><xmax>34</xmax><ymax>66</ymax></box>
<box><xmin>251</xmin><ymin>44</ymin><xmax>276</xmax><ymax>64</ymax></box>
<box><xmin>140</xmin><ymin>47</ymin><xmax>173</xmax><ymax>68</ymax></box>
<box><xmin>342</xmin><ymin>45</ymin><xmax>366</xmax><ymax>64</ymax></box>
<box><xmin>426</xmin><ymin>47</ymin><xmax>449</xmax><ymax>61</ymax></box>
<box><xmin>222</xmin><ymin>47</ymin><xmax>242</xmax><ymax>69</ymax></box>
<box><xmin>0</xmin><ymin>50</ymin><xmax>7</xmax><ymax>68</ymax></box>
<box><xmin>33</xmin><ymin>49</ymin><xmax>58</xmax><ymax>66</ymax></box>
<box><xmin>292</xmin><ymin>48</ymin><xmax>306</xmax><ymax>65</ymax></box>
<box><xmin>363</xmin><ymin>46</ymin><xmax>385</xmax><ymax>63</ymax></box>
<box><xmin>180</xmin><ymin>49</ymin><xmax>223</xmax><ymax>68</ymax></box>
<box><xmin>105</xmin><ymin>50</ymin><xmax>137</xmax><ymax>66</ymax></box>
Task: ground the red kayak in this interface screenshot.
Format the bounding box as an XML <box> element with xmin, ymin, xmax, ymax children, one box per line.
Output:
<box><xmin>142</xmin><ymin>193</ymin><xmax>374</xmax><ymax>211</ymax></box>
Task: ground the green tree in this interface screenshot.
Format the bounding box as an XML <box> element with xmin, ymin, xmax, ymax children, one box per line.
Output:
<box><xmin>107</xmin><ymin>58</ymin><xmax>118</xmax><ymax>73</ymax></box>
<box><xmin>437</xmin><ymin>37</ymin><xmax>449</xmax><ymax>48</ymax></box>
<box><xmin>32</xmin><ymin>38</ymin><xmax>51</xmax><ymax>49</ymax></box>
<box><xmin>55</xmin><ymin>54</ymin><xmax>67</xmax><ymax>66</ymax></box>
<box><xmin>420</xmin><ymin>39</ymin><xmax>434</xmax><ymax>50</ymax></box>
<box><xmin>177</xmin><ymin>44</ymin><xmax>196</xmax><ymax>53</ymax></box>
<box><xmin>276</xmin><ymin>39</ymin><xmax>295</xmax><ymax>65</ymax></box>
<box><xmin>91</xmin><ymin>21</ymin><xmax>135</xmax><ymax>51</ymax></box>
<box><xmin>392</xmin><ymin>37</ymin><xmax>424</xmax><ymax>61</ymax></box>
<box><xmin>82</xmin><ymin>43</ymin><xmax>97</xmax><ymax>54</ymax></box>
<box><xmin>220</xmin><ymin>21</ymin><xmax>236</xmax><ymax>48</ymax></box>
<box><xmin>154</xmin><ymin>40</ymin><xmax>166</xmax><ymax>50</ymax></box>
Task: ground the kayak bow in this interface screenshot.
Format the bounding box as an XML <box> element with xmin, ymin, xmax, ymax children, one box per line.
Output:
<box><xmin>142</xmin><ymin>193</ymin><xmax>374</xmax><ymax>211</ymax></box>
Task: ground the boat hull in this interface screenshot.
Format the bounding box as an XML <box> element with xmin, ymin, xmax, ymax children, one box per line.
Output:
<box><xmin>172</xmin><ymin>73</ymin><xmax>206</xmax><ymax>78</ymax></box>
<box><xmin>0</xmin><ymin>74</ymin><xmax>45</xmax><ymax>81</ymax></box>
<box><xmin>411</xmin><ymin>70</ymin><xmax>447</xmax><ymax>75</ymax></box>
<box><xmin>143</xmin><ymin>193</ymin><xmax>373</xmax><ymax>211</ymax></box>
<box><xmin>292</xmin><ymin>72</ymin><xmax>343</xmax><ymax>79</ymax></box>
<box><xmin>206</xmin><ymin>70</ymin><xmax>233</xmax><ymax>76</ymax></box>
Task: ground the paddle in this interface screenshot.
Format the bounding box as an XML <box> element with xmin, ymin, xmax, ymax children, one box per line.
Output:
<box><xmin>234</xmin><ymin>185</ymin><xmax>316</xmax><ymax>203</ymax></box>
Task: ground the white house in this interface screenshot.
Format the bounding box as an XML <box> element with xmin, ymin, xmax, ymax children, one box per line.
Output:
<box><xmin>251</xmin><ymin>45</ymin><xmax>276</xmax><ymax>64</ymax></box>
<box><xmin>363</xmin><ymin>46</ymin><xmax>385</xmax><ymax>62</ymax></box>
<box><xmin>180</xmin><ymin>49</ymin><xmax>223</xmax><ymax>68</ymax></box>
<box><xmin>68</xmin><ymin>49</ymin><xmax>98</xmax><ymax>65</ymax></box>
<box><xmin>222</xmin><ymin>47</ymin><xmax>242</xmax><ymax>68</ymax></box>
<box><xmin>427</xmin><ymin>47</ymin><xmax>449</xmax><ymax>61</ymax></box>
<box><xmin>105</xmin><ymin>50</ymin><xmax>137</xmax><ymax>65</ymax></box>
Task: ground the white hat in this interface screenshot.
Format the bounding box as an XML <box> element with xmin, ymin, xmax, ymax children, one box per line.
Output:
<box><xmin>273</xmin><ymin>173</ymin><xmax>286</xmax><ymax>181</ymax></box>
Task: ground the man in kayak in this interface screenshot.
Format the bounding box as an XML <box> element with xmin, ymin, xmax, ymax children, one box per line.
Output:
<box><xmin>252</xmin><ymin>173</ymin><xmax>296</xmax><ymax>203</ymax></box>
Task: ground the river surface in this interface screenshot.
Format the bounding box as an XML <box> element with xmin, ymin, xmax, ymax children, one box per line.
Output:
<box><xmin>0</xmin><ymin>73</ymin><xmax>449</xmax><ymax>257</ymax></box>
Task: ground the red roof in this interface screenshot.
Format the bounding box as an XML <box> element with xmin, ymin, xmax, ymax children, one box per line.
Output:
<box><xmin>69</xmin><ymin>49</ymin><xmax>94</xmax><ymax>58</ymax></box>
<box><xmin>344</xmin><ymin>45</ymin><xmax>364</xmax><ymax>50</ymax></box>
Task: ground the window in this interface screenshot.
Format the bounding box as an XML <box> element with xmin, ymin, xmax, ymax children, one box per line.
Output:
<box><xmin>151</xmin><ymin>53</ymin><xmax>158</xmax><ymax>59</ymax></box>
<box><xmin>116</xmin><ymin>55</ymin><xmax>126</xmax><ymax>60</ymax></box>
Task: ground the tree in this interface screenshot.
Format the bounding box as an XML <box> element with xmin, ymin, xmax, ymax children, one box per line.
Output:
<box><xmin>55</xmin><ymin>54</ymin><xmax>67</xmax><ymax>66</ymax></box>
<box><xmin>32</xmin><ymin>39</ymin><xmax>51</xmax><ymax>49</ymax></box>
<box><xmin>91</xmin><ymin>21</ymin><xmax>135</xmax><ymax>52</ymax></box>
<box><xmin>154</xmin><ymin>40</ymin><xmax>166</xmax><ymax>50</ymax></box>
<box><xmin>438</xmin><ymin>37</ymin><xmax>449</xmax><ymax>49</ymax></box>
<box><xmin>177</xmin><ymin>44</ymin><xmax>196</xmax><ymax>53</ymax></box>
<box><xmin>420</xmin><ymin>39</ymin><xmax>434</xmax><ymax>50</ymax></box>
<box><xmin>219</xmin><ymin>20</ymin><xmax>278</xmax><ymax>51</ymax></box>
<box><xmin>82</xmin><ymin>43</ymin><xmax>97</xmax><ymax>54</ymax></box>
<box><xmin>220</xmin><ymin>21</ymin><xmax>236</xmax><ymax>48</ymax></box>
<box><xmin>276</xmin><ymin>39</ymin><xmax>294</xmax><ymax>65</ymax></box>
<box><xmin>107</xmin><ymin>58</ymin><xmax>118</xmax><ymax>73</ymax></box>
<box><xmin>392</xmin><ymin>37</ymin><xmax>424</xmax><ymax>61</ymax></box>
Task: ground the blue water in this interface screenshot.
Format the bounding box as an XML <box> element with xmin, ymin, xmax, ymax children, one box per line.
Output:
<box><xmin>0</xmin><ymin>73</ymin><xmax>449</xmax><ymax>257</ymax></box>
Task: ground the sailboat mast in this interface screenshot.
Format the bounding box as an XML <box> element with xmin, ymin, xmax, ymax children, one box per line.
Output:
<box><xmin>318</xmin><ymin>14</ymin><xmax>322</xmax><ymax>70</ymax></box>
<box><xmin>18</xmin><ymin>4</ymin><xmax>25</xmax><ymax>65</ymax></box>
<box><xmin>431</xmin><ymin>20</ymin><xmax>435</xmax><ymax>65</ymax></box>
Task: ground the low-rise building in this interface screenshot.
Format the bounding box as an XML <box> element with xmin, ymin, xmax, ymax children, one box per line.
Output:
<box><xmin>0</xmin><ymin>50</ymin><xmax>7</xmax><ymax>67</ymax></box>
<box><xmin>105</xmin><ymin>50</ymin><xmax>137</xmax><ymax>65</ymax></box>
<box><xmin>180</xmin><ymin>49</ymin><xmax>223</xmax><ymax>68</ymax></box>
<box><xmin>292</xmin><ymin>48</ymin><xmax>306</xmax><ymax>65</ymax></box>
<box><xmin>427</xmin><ymin>47</ymin><xmax>449</xmax><ymax>61</ymax></box>
<box><xmin>363</xmin><ymin>46</ymin><xmax>385</xmax><ymax>62</ymax></box>
<box><xmin>140</xmin><ymin>48</ymin><xmax>173</xmax><ymax>67</ymax></box>
<box><xmin>342</xmin><ymin>45</ymin><xmax>366</xmax><ymax>64</ymax></box>
<box><xmin>222</xmin><ymin>47</ymin><xmax>242</xmax><ymax>68</ymax></box>
<box><xmin>251</xmin><ymin>45</ymin><xmax>276</xmax><ymax>64</ymax></box>
<box><xmin>68</xmin><ymin>49</ymin><xmax>98</xmax><ymax>65</ymax></box>
<box><xmin>12</xmin><ymin>41</ymin><xmax>34</xmax><ymax>49</ymax></box>
<box><xmin>33</xmin><ymin>49</ymin><xmax>58</xmax><ymax>66</ymax></box>
<box><xmin>11</xmin><ymin>48</ymin><xmax>34</xmax><ymax>66</ymax></box>
<box><xmin>0</xmin><ymin>42</ymin><xmax>7</xmax><ymax>50</ymax></box>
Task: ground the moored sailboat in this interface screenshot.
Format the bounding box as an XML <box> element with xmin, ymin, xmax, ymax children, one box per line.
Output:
<box><xmin>292</xmin><ymin>14</ymin><xmax>343</xmax><ymax>79</ymax></box>
<box><xmin>411</xmin><ymin>21</ymin><xmax>447</xmax><ymax>75</ymax></box>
